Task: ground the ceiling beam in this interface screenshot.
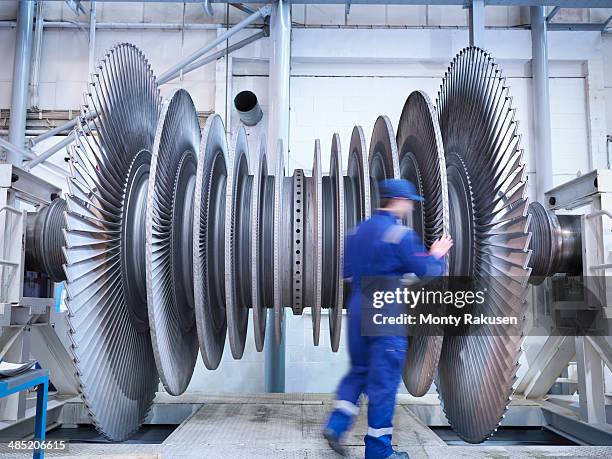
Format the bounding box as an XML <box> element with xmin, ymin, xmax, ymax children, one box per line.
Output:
<box><xmin>32</xmin><ymin>1</ymin><xmax>612</xmax><ymax>7</ymax></box>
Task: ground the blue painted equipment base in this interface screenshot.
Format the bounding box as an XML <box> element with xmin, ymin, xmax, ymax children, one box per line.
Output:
<box><xmin>0</xmin><ymin>368</ymin><xmax>49</xmax><ymax>459</ymax></box>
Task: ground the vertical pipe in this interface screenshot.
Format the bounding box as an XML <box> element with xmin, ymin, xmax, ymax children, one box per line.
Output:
<box><xmin>7</xmin><ymin>0</ymin><xmax>34</xmax><ymax>161</ymax></box>
<box><xmin>264</xmin><ymin>0</ymin><xmax>290</xmax><ymax>393</ymax></box>
<box><xmin>531</xmin><ymin>6</ymin><xmax>553</xmax><ymax>201</ymax></box>
<box><xmin>267</xmin><ymin>0</ymin><xmax>290</xmax><ymax>167</ymax></box>
<box><xmin>88</xmin><ymin>2</ymin><xmax>96</xmax><ymax>77</ymax></box>
<box><xmin>29</xmin><ymin>1</ymin><xmax>44</xmax><ymax>109</ymax></box>
<box><xmin>468</xmin><ymin>0</ymin><xmax>485</xmax><ymax>48</ymax></box>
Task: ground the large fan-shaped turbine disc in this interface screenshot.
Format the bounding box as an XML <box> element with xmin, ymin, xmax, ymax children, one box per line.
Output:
<box><xmin>435</xmin><ymin>47</ymin><xmax>531</xmax><ymax>443</ymax></box>
<box><xmin>146</xmin><ymin>88</ymin><xmax>199</xmax><ymax>395</ymax></box>
<box><xmin>396</xmin><ymin>90</ymin><xmax>449</xmax><ymax>397</ymax></box>
<box><xmin>226</xmin><ymin>127</ymin><xmax>251</xmax><ymax>359</ymax></box>
<box><xmin>63</xmin><ymin>43</ymin><xmax>161</xmax><ymax>440</ymax></box>
<box><xmin>194</xmin><ymin>114</ymin><xmax>229</xmax><ymax>370</ymax></box>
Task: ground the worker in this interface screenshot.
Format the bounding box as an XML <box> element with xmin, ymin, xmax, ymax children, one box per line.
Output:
<box><xmin>323</xmin><ymin>179</ymin><xmax>453</xmax><ymax>459</ymax></box>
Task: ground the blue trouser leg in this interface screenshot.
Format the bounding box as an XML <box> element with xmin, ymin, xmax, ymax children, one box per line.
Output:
<box><xmin>325</xmin><ymin>306</ymin><xmax>368</xmax><ymax>438</ymax></box>
<box><xmin>364</xmin><ymin>336</ymin><xmax>408</xmax><ymax>459</ymax></box>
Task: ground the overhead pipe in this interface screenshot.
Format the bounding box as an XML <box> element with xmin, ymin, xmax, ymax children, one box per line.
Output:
<box><xmin>0</xmin><ymin>137</ymin><xmax>68</xmax><ymax>177</ymax></box>
<box><xmin>530</xmin><ymin>6</ymin><xmax>553</xmax><ymax>201</ymax></box>
<box><xmin>157</xmin><ymin>4</ymin><xmax>271</xmax><ymax>84</ymax></box>
<box><xmin>30</xmin><ymin>111</ymin><xmax>96</xmax><ymax>147</ymax></box>
<box><xmin>24</xmin><ymin>132</ymin><xmax>76</xmax><ymax>170</ymax></box>
<box><xmin>40</xmin><ymin>21</ymin><xmax>223</xmax><ymax>30</ymax></box>
<box><xmin>7</xmin><ymin>0</ymin><xmax>35</xmax><ymax>162</ymax></box>
<box><xmin>180</xmin><ymin>30</ymin><xmax>266</xmax><ymax>78</ymax></box>
<box><xmin>29</xmin><ymin>117</ymin><xmax>79</xmax><ymax>146</ymax></box>
<box><xmin>26</xmin><ymin>118</ymin><xmax>98</xmax><ymax>170</ymax></box>
<box><xmin>231</xmin><ymin>3</ymin><xmax>256</xmax><ymax>15</ymax></box>
<box><xmin>202</xmin><ymin>0</ymin><xmax>214</xmax><ymax>17</ymax></box>
<box><xmin>264</xmin><ymin>0</ymin><xmax>290</xmax><ymax>394</ymax></box>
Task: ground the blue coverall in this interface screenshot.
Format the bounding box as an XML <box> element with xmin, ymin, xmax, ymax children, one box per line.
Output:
<box><xmin>325</xmin><ymin>210</ymin><xmax>445</xmax><ymax>459</ymax></box>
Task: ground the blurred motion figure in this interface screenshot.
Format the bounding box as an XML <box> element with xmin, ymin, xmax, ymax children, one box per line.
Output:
<box><xmin>323</xmin><ymin>179</ymin><xmax>453</xmax><ymax>459</ymax></box>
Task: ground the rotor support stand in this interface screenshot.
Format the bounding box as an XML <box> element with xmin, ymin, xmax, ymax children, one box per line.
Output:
<box><xmin>534</xmin><ymin>170</ymin><xmax>612</xmax><ymax>437</ymax></box>
<box><xmin>264</xmin><ymin>0</ymin><xmax>291</xmax><ymax>393</ymax></box>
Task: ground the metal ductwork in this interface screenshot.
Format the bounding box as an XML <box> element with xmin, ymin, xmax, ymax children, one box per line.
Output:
<box><xmin>30</xmin><ymin>44</ymin><xmax>584</xmax><ymax>444</ymax></box>
<box><xmin>234</xmin><ymin>90</ymin><xmax>263</xmax><ymax>126</ymax></box>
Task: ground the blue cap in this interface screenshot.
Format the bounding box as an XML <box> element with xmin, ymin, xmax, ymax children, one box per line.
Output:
<box><xmin>378</xmin><ymin>179</ymin><xmax>423</xmax><ymax>202</ymax></box>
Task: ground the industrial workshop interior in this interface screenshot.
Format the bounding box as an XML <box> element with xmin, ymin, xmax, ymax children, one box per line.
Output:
<box><xmin>2</xmin><ymin>0</ymin><xmax>612</xmax><ymax>458</ymax></box>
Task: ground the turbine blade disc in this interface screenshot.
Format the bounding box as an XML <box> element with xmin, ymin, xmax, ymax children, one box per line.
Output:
<box><xmin>435</xmin><ymin>47</ymin><xmax>531</xmax><ymax>443</ymax></box>
<box><xmin>251</xmin><ymin>137</ymin><xmax>270</xmax><ymax>352</ymax></box>
<box><xmin>194</xmin><ymin>114</ymin><xmax>229</xmax><ymax>370</ymax></box>
<box><xmin>309</xmin><ymin>140</ymin><xmax>323</xmax><ymax>345</ymax></box>
<box><xmin>369</xmin><ymin>115</ymin><xmax>400</xmax><ymax>182</ymax></box>
<box><xmin>396</xmin><ymin>90</ymin><xmax>449</xmax><ymax>397</ymax></box>
<box><xmin>274</xmin><ymin>140</ymin><xmax>285</xmax><ymax>345</ymax></box>
<box><xmin>347</xmin><ymin>125</ymin><xmax>371</xmax><ymax>221</ymax></box>
<box><xmin>63</xmin><ymin>43</ymin><xmax>161</xmax><ymax>441</ymax></box>
<box><xmin>328</xmin><ymin>134</ymin><xmax>344</xmax><ymax>352</ymax></box>
<box><xmin>226</xmin><ymin>127</ymin><xmax>251</xmax><ymax>359</ymax></box>
<box><xmin>146</xmin><ymin>88</ymin><xmax>199</xmax><ymax>395</ymax></box>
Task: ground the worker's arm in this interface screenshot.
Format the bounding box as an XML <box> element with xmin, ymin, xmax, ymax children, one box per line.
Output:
<box><xmin>396</xmin><ymin>229</ymin><xmax>446</xmax><ymax>277</ymax></box>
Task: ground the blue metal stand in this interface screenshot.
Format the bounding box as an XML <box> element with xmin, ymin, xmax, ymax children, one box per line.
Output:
<box><xmin>0</xmin><ymin>369</ymin><xmax>49</xmax><ymax>459</ymax></box>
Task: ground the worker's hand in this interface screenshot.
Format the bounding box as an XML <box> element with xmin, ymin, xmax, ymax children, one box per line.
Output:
<box><xmin>429</xmin><ymin>235</ymin><xmax>453</xmax><ymax>260</ymax></box>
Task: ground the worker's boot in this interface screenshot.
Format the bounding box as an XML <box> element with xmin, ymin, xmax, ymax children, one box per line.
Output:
<box><xmin>323</xmin><ymin>428</ymin><xmax>347</xmax><ymax>457</ymax></box>
<box><xmin>386</xmin><ymin>451</ymin><xmax>410</xmax><ymax>459</ymax></box>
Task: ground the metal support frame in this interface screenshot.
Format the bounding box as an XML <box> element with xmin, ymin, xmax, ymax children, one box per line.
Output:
<box><xmin>530</xmin><ymin>5</ymin><xmax>553</xmax><ymax>203</ymax></box>
<box><xmin>7</xmin><ymin>0</ymin><xmax>34</xmax><ymax>162</ymax></box>
<box><xmin>515</xmin><ymin>335</ymin><xmax>577</xmax><ymax>399</ymax></box>
<box><xmin>157</xmin><ymin>4</ymin><xmax>271</xmax><ymax>84</ymax></box>
<box><xmin>546</xmin><ymin>6</ymin><xmax>561</xmax><ymax>22</ymax></box>
<box><xmin>576</xmin><ymin>336</ymin><xmax>607</xmax><ymax>424</ymax></box>
<box><xmin>468</xmin><ymin>0</ymin><xmax>485</xmax><ymax>48</ymax></box>
<box><xmin>264</xmin><ymin>0</ymin><xmax>291</xmax><ymax>394</ymax></box>
<box><xmin>528</xmin><ymin>170</ymin><xmax>612</xmax><ymax>440</ymax></box>
<box><xmin>0</xmin><ymin>138</ymin><xmax>36</xmax><ymax>164</ymax></box>
<box><xmin>0</xmin><ymin>163</ymin><xmax>69</xmax><ymax>433</ymax></box>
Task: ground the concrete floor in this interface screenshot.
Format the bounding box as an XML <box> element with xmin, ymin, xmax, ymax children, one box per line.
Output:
<box><xmin>2</xmin><ymin>394</ymin><xmax>612</xmax><ymax>458</ymax></box>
